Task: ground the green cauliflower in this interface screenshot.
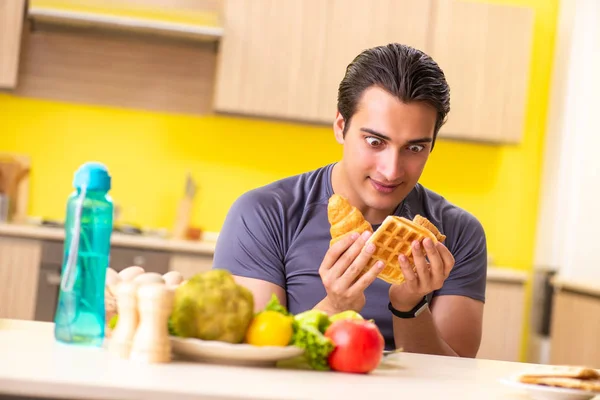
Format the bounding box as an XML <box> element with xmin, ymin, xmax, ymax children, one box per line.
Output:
<box><xmin>169</xmin><ymin>269</ymin><xmax>254</xmax><ymax>344</ymax></box>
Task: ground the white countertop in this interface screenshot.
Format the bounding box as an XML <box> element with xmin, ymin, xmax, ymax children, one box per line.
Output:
<box><xmin>0</xmin><ymin>319</ymin><xmax>574</xmax><ymax>400</ymax></box>
<box><xmin>487</xmin><ymin>267</ymin><xmax>529</xmax><ymax>284</ymax></box>
<box><xmin>552</xmin><ymin>275</ymin><xmax>600</xmax><ymax>298</ymax></box>
<box><xmin>0</xmin><ymin>223</ymin><xmax>216</xmax><ymax>255</ymax></box>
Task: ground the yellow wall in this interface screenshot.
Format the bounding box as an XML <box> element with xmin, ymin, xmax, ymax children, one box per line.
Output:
<box><xmin>1</xmin><ymin>0</ymin><xmax>558</xmax><ymax>273</ymax></box>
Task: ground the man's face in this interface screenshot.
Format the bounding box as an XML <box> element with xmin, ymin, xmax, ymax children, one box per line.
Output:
<box><xmin>334</xmin><ymin>85</ymin><xmax>437</xmax><ymax>218</ymax></box>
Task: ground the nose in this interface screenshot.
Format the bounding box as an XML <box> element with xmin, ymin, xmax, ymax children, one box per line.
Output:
<box><xmin>377</xmin><ymin>150</ymin><xmax>404</xmax><ymax>183</ymax></box>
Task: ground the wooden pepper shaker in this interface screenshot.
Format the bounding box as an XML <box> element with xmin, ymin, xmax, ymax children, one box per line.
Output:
<box><xmin>129</xmin><ymin>283</ymin><xmax>174</xmax><ymax>364</ymax></box>
<box><xmin>108</xmin><ymin>281</ymin><xmax>139</xmax><ymax>359</ymax></box>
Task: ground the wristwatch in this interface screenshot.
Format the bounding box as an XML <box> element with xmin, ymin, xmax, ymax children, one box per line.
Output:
<box><xmin>388</xmin><ymin>296</ymin><xmax>428</xmax><ymax>319</ymax></box>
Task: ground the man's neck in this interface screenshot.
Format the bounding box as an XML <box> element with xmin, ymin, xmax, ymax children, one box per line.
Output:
<box><xmin>331</xmin><ymin>162</ymin><xmax>400</xmax><ymax>225</ymax></box>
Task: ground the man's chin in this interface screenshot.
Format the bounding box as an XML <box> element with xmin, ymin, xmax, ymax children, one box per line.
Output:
<box><xmin>364</xmin><ymin>192</ymin><xmax>407</xmax><ymax>214</ymax></box>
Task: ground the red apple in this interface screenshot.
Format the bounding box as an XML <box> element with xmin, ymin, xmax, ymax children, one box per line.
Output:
<box><xmin>324</xmin><ymin>319</ymin><xmax>385</xmax><ymax>374</ymax></box>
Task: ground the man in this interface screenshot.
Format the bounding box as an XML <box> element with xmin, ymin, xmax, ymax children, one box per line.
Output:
<box><xmin>212</xmin><ymin>43</ymin><xmax>487</xmax><ymax>358</ymax></box>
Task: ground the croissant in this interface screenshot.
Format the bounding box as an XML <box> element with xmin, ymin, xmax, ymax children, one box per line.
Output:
<box><xmin>328</xmin><ymin>194</ymin><xmax>373</xmax><ymax>246</ymax></box>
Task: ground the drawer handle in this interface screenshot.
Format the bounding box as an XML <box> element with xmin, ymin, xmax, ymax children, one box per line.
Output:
<box><xmin>46</xmin><ymin>271</ymin><xmax>62</xmax><ymax>286</ymax></box>
<box><xmin>133</xmin><ymin>256</ymin><xmax>146</xmax><ymax>266</ymax></box>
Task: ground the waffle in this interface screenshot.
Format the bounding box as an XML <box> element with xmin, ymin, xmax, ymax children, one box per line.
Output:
<box><xmin>519</xmin><ymin>377</ymin><xmax>600</xmax><ymax>392</ymax></box>
<box><xmin>363</xmin><ymin>215</ymin><xmax>439</xmax><ymax>285</ymax></box>
<box><xmin>518</xmin><ymin>366</ymin><xmax>600</xmax><ymax>393</ymax></box>
<box><xmin>519</xmin><ymin>365</ymin><xmax>600</xmax><ymax>381</ymax></box>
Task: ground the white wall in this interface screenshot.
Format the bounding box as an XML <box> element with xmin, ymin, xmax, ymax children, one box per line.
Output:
<box><xmin>534</xmin><ymin>0</ymin><xmax>600</xmax><ymax>281</ymax></box>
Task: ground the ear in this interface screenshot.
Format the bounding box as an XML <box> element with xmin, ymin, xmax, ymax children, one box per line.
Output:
<box><xmin>333</xmin><ymin>111</ymin><xmax>345</xmax><ymax>144</ymax></box>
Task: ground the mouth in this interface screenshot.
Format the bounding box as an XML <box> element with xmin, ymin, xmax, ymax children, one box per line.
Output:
<box><xmin>369</xmin><ymin>178</ymin><xmax>402</xmax><ymax>194</ymax></box>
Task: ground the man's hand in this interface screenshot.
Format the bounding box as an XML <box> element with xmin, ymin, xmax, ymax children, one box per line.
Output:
<box><xmin>316</xmin><ymin>230</ymin><xmax>385</xmax><ymax>314</ymax></box>
<box><xmin>389</xmin><ymin>238</ymin><xmax>455</xmax><ymax>311</ymax></box>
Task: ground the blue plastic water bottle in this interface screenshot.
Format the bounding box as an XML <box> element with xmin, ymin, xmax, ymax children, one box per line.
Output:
<box><xmin>54</xmin><ymin>162</ymin><xmax>114</xmax><ymax>346</ymax></box>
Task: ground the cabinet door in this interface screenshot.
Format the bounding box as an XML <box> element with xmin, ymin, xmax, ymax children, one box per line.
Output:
<box><xmin>430</xmin><ymin>0</ymin><xmax>534</xmax><ymax>143</ymax></box>
<box><xmin>0</xmin><ymin>237</ymin><xmax>42</xmax><ymax>320</ymax></box>
<box><xmin>214</xmin><ymin>0</ymin><xmax>432</xmax><ymax>124</ymax></box>
<box><xmin>316</xmin><ymin>0</ymin><xmax>433</xmax><ymax>122</ymax></box>
<box><xmin>0</xmin><ymin>0</ymin><xmax>26</xmax><ymax>88</ymax></box>
<box><xmin>550</xmin><ymin>289</ymin><xmax>600</xmax><ymax>367</ymax></box>
<box><xmin>109</xmin><ymin>246</ymin><xmax>171</xmax><ymax>274</ymax></box>
<box><xmin>478</xmin><ymin>280</ymin><xmax>525</xmax><ymax>362</ymax></box>
<box><xmin>214</xmin><ymin>0</ymin><xmax>330</xmax><ymax>122</ymax></box>
<box><xmin>169</xmin><ymin>253</ymin><xmax>213</xmax><ymax>279</ymax></box>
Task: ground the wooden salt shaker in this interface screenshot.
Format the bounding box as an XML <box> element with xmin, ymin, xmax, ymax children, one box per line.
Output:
<box><xmin>108</xmin><ymin>281</ymin><xmax>139</xmax><ymax>359</ymax></box>
<box><xmin>129</xmin><ymin>283</ymin><xmax>174</xmax><ymax>364</ymax></box>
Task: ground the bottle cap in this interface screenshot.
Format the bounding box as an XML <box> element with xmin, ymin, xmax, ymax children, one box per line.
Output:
<box><xmin>73</xmin><ymin>162</ymin><xmax>111</xmax><ymax>191</ymax></box>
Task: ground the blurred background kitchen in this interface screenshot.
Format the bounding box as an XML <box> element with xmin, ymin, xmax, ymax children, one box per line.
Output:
<box><xmin>0</xmin><ymin>0</ymin><xmax>598</xmax><ymax>368</ymax></box>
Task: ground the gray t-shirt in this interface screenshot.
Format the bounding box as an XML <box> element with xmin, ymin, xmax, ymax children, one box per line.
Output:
<box><xmin>212</xmin><ymin>163</ymin><xmax>487</xmax><ymax>350</ymax></box>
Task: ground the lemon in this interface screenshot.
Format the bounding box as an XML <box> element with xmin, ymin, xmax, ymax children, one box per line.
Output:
<box><xmin>245</xmin><ymin>310</ymin><xmax>294</xmax><ymax>347</ymax></box>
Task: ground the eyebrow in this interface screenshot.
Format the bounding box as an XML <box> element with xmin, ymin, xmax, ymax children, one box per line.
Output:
<box><xmin>360</xmin><ymin>127</ymin><xmax>433</xmax><ymax>144</ymax></box>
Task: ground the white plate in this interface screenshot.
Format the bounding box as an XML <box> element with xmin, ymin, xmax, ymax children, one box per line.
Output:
<box><xmin>170</xmin><ymin>336</ymin><xmax>305</xmax><ymax>367</ymax></box>
<box><xmin>499</xmin><ymin>377</ymin><xmax>599</xmax><ymax>400</ymax></box>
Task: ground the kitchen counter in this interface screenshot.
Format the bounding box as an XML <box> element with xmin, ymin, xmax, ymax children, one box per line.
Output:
<box><xmin>0</xmin><ymin>223</ymin><xmax>528</xmax><ymax>281</ymax></box>
<box><xmin>0</xmin><ymin>319</ymin><xmax>553</xmax><ymax>400</ymax></box>
<box><xmin>0</xmin><ymin>223</ymin><xmax>216</xmax><ymax>255</ymax></box>
<box><xmin>487</xmin><ymin>266</ymin><xmax>529</xmax><ymax>284</ymax></box>
<box><xmin>551</xmin><ymin>274</ymin><xmax>600</xmax><ymax>298</ymax></box>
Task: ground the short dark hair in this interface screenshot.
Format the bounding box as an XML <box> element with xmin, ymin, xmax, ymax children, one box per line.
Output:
<box><xmin>337</xmin><ymin>43</ymin><xmax>450</xmax><ymax>147</ymax></box>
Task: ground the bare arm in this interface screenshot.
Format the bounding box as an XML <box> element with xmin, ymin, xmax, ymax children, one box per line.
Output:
<box><xmin>233</xmin><ymin>275</ymin><xmax>287</xmax><ymax>312</ymax></box>
<box><xmin>391</xmin><ymin>294</ymin><xmax>483</xmax><ymax>357</ymax></box>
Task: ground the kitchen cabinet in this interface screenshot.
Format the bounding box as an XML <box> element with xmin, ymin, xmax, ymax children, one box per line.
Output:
<box><xmin>214</xmin><ymin>0</ymin><xmax>534</xmax><ymax>144</ymax></box>
<box><xmin>0</xmin><ymin>236</ymin><xmax>41</xmax><ymax>320</ymax></box>
<box><xmin>316</xmin><ymin>0</ymin><xmax>433</xmax><ymax>122</ymax></box>
<box><xmin>110</xmin><ymin>246</ymin><xmax>171</xmax><ymax>274</ymax></box>
<box><xmin>0</xmin><ymin>224</ymin><xmax>217</xmax><ymax>322</ymax></box>
<box><xmin>0</xmin><ymin>0</ymin><xmax>26</xmax><ymax>89</ymax></box>
<box><xmin>214</xmin><ymin>0</ymin><xmax>331</xmax><ymax>122</ymax></box>
<box><xmin>169</xmin><ymin>253</ymin><xmax>213</xmax><ymax>279</ymax></box>
<box><xmin>549</xmin><ymin>281</ymin><xmax>600</xmax><ymax>368</ymax></box>
<box><xmin>477</xmin><ymin>278</ymin><xmax>527</xmax><ymax>362</ymax></box>
<box><xmin>15</xmin><ymin>24</ymin><xmax>218</xmax><ymax>116</ymax></box>
<box><xmin>430</xmin><ymin>0</ymin><xmax>534</xmax><ymax>144</ymax></box>
<box><xmin>213</xmin><ymin>0</ymin><xmax>432</xmax><ymax>124</ymax></box>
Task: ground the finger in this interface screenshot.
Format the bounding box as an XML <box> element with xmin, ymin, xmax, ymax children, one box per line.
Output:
<box><xmin>436</xmin><ymin>242</ymin><xmax>455</xmax><ymax>277</ymax></box>
<box><xmin>338</xmin><ymin>237</ymin><xmax>378</xmax><ymax>288</ymax></box>
<box><xmin>423</xmin><ymin>238</ymin><xmax>444</xmax><ymax>286</ymax></box>
<box><xmin>412</xmin><ymin>240</ymin><xmax>431</xmax><ymax>289</ymax></box>
<box><xmin>350</xmin><ymin>260</ymin><xmax>385</xmax><ymax>294</ymax></box>
<box><xmin>398</xmin><ymin>254</ymin><xmax>418</xmax><ymax>286</ymax></box>
<box><xmin>320</xmin><ymin>231</ymin><xmax>360</xmax><ymax>272</ymax></box>
<box><xmin>330</xmin><ymin>230</ymin><xmax>373</xmax><ymax>278</ymax></box>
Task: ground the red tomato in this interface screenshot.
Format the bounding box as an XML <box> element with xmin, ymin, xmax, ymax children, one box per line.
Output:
<box><xmin>324</xmin><ymin>319</ymin><xmax>385</xmax><ymax>374</ymax></box>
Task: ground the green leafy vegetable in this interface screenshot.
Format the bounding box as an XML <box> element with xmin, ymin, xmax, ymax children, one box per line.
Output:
<box><xmin>291</xmin><ymin>309</ymin><xmax>335</xmax><ymax>371</ymax></box>
<box><xmin>108</xmin><ymin>314</ymin><xmax>119</xmax><ymax>330</ymax></box>
<box><xmin>258</xmin><ymin>295</ymin><xmax>336</xmax><ymax>370</ymax></box>
<box><xmin>168</xmin><ymin>316</ymin><xmax>177</xmax><ymax>336</ymax></box>
<box><xmin>264</xmin><ymin>293</ymin><xmax>291</xmax><ymax>316</ymax></box>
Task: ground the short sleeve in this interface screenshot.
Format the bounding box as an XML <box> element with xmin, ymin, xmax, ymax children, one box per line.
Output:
<box><xmin>212</xmin><ymin>190</ymin><xmax>287</xmax><ymax>289</ymax></box>
<box><xmin>433</xmin><ymin>211</ymin><xmax>487</xmax><ymax>302</ymax></box>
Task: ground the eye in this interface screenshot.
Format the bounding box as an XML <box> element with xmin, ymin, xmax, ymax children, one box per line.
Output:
<box><xmin>407</xmin><ymin>144</ymin><xmax>425</xmax><ymax>153</ymax></box>
<box><xmin>365</xmin><ymin>136</ymin><xmax>383</xmax><ymax>147</ymax></box>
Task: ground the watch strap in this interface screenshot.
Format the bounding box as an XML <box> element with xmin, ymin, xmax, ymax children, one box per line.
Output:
<box><xmin>388</xmin><ymin>296</ymin><xmax>428</xmax><ymax>319</ymax></box>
